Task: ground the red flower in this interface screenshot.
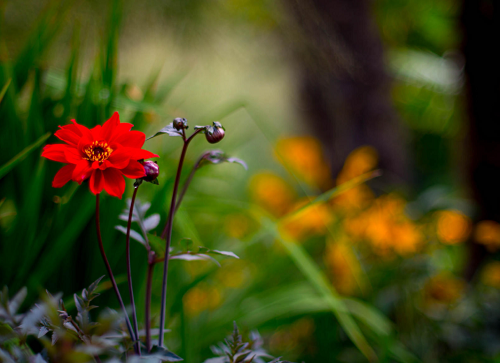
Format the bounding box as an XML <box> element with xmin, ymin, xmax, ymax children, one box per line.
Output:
<box><xmin>42</xmin><ymin>112</ymin><xmax>159</xmax><ymax>198</ymax></box>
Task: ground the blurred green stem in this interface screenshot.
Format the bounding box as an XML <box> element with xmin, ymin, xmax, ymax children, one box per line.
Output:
<box><xmin>158</xmin><ymin>128</ymin><xmax>203</xmax><ymax>347</ymax></box>
<box><xmin>125</xmin><ymin>186</ymin><xmax>141</xmax><ymax>356</ymax></box>
<box><xmin>95</xmin><ymin>194</ymin><xmax>138</xmax><ymax>354</ymax></box>
<box><xmin>145</xmin><ymin>251</ymin><xmax>155</xmax><ymax>352</ymax></box>
<box><xmin>174</xmin><ymin>153</ymin><xmax>205</xmax><ymax>214</ymax></box>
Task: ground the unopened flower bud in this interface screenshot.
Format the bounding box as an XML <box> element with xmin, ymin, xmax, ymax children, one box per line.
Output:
<box><xmin>205</xmin><ymin>122</ymin><xmax>225</xmax><ymax>144</ymax></box>
<box><xmin>173</xmin><ymin>117</ymin><xmax>188</xmax><ymax>131</ymax></box>
<box><xmin>141</xmin><ymin>160</ymin><xmax>159</xmax><ymax>182</ymax></box>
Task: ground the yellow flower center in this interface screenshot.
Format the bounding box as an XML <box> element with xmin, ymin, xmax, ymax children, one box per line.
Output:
<box><xmin>83</xmin><ymin>140</ymin><xmax>113</xmax><ymax>162</ymax></box>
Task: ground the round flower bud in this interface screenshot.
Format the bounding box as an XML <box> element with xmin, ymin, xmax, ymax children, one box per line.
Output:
<box><xmin>173</xmin><ymin>117</ymin><xmax>188</xmax><ymax>131</ymax></box>
<box><xmin>205</xmin><ymin>122</ymin><xmax>225</xmax><ymax>144</ymax></box>
<box><xmin>141</xmin><ymin>160</ymin><xmax>159</xmax><ymax>182</ymax></box>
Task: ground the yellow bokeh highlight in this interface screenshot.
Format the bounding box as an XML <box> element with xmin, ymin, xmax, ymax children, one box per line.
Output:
<box><xmin>336</xmin><ymin>146</ymin><xmax>378</xmax><ymax>185</ymax></box>
<box><xmin>275</xmin><ymin>136</ymin><xmax>332</xmax><ymax>190</ymax></box>
<box><xmin>225</xmin><ymin>213</ymin><xmax>251</xmax><ymax>239</ymax></box>
<box><xmin>436</xmin><ymin>210</ymin><xmax>471</xmax><ymax>245</ymax></box>
<box><xmin>344</xmin><ymin>194</ymin><xmax>422</xmax><ymax>256</ymax></box>
<box><xmin>324</xmin><ymin>240</ymin><xmax>361</xmax><ymax>295</ymax></box>
<box><xmin>279</xmin><ymin>200</ymin><xmax>334</xmax><ymax>241</ymax></box>
<box><xmin>183</xmin><ymin>283</ymin><xmax>222</xmax><ymax>317</ymax></box>
<box><xmin>216</xmin><ymin>260</ymin><xmax>250</xmax><ymax>289</ymax></box>
<box><xmin>249</xmin><ymin>172</ymin><xmax>296</xmax><ymax>217</ymax></box>
<box><xmin>333</xmin><ymin>146</ymin><xmax>378</xmax><ymax>211</ymax></box>
<box><xmin>482</xmin><ymin>262</ymin><xmax>500</xmax><ymax>289</ymax></box>
<box><xmin>474</xmin><ymin>220</ymin><xmax>500</xmax><ymax>251</ymax></box>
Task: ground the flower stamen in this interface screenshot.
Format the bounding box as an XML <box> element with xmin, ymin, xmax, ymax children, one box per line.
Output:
<box><xmin>84</xmin><ymin>140</ymin><xmax>113</xmax><ymax>162</ymax></box>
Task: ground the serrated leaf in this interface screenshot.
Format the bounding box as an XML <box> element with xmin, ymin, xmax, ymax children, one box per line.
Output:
<box><xmin>202</xmin><ymin>358</ymin><xmax>226</xmax><ymax>363</ymax></box>
<box><xmin>38</xmin><ymin>326</ymin><xmax>49</xmax><ymax>338</ymax></box>
<box><xmin>144</xmin><ymin>214</ymin><xmax>160</xmax><ymax>231</ymax></box>
<box><xmin>51</xmin><ymin>330</ymin><xmax>59</xmax><ymax>345</ymax></box>
<box><xmin>148</xmin><ymin>346</ymin><xmax>183</xmax><ymax>362</ymax></box>
<box><xmin>146</xmin><ymin>123</ymin><xmax>183</xmax><ymax>140</ymax></box>
<box><xmin>74</xmin><ymin>294</ymin><xmax>84</xmax><ymax>313</ymax></box>
<box><xmin>234</xmin><ymin>351</ymin><xmax>252</xmax><ymax>363</ymax></box>
<box><xmin>209</xmin><ymin>250</ymin><xmax>239</xmax><ymax>259</ymax></box>
<box><xmin>169</xmin><ymin>253</ymin><xmax>221</xmax><ymax>267</ymax></box>
<box><xmin>88</xmin><ymin>276</ymin><xmax>105</xmax><ymax>294</ymax></box>
<box><xmin>197</xmin><ymin>247</ymin><xmax>239</xmax><ymax>259</ymax></box>
<box><xmin>8</xmin><ymin>287</ymin><xmax>27</xmax><ymax>315</ymax></box>
<box><xmin>197</xmin><ymin>150</ymin><xmax>248</xmax><ymax>170</ymax></box>
<box><xmin>32</xmin><ymin>353</ymin><xmax>48</xmax><ymax>363</ymax></box>
<box><xmin>115</xmin><ymin>225</ymin><xmax>146</xmax><ymax>246</ymax></box>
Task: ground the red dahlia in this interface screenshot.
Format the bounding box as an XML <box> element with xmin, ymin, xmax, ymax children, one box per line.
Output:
<box><xmin>42</xmin><ymin>112</ymin><xmax>159</xmax><ymax>198</ymax></box>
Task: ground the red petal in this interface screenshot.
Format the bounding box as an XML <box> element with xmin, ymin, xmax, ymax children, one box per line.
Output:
<box><xmin>70</xmin><ymin>120</ymin><xmax>93</xmax><ymax>139</ymax></box>
<box><xmin>121</xmin><ymin>147</ymin><xmax>159</xmax><ymax>160</ymax></box>
<box><xmin>102</xmin><ymin>168</ymin><xmax>126</xmax><ymax>199</ymax></box>
<box><xmin>107</xmin><ymin>148</ymin><xmax>132</xmax><ymax>169</ymax></box>
<box><xmin>108</xmin><ymin>123</ymin><xmax>134</xmax><ymax>143</ymax></box>
<box><xmin>72</xmin><ymin>160</ymin><xmax>93</xmax><ymax>184</ymax></box>
<box><xmin>89</xmin><ymin>170</ymin><xmax>105</xmax><ymax>195</ymax></box>
<box><xmin>41</xmin><ymin>144</ymin><xmax>74</xmax><ymax>163</ymax></box>
<box><xmin>120</xmin><ymin>160</ymin><xmax>146</xmax><ymax>179</ymax></box>
<box><xmin>64</xmin><ymin>147</ymin><xmax>83</xmax><ymax>164</ymax></box>
<box><xmin>101</xmin><ymin>112</ymin><xmax>120</xmax><ymax>142</ymax></box>
<box><xmin>52</xmin><ymin>164</ymin><xmax>76</xmax><ymax>188</ymax></box>
<box><xmin>90</xmin><ymin>125</ymin><xmax>103</xmax><ymax>141</ymax></box>
<box><xmin>55</xmin><ymin>127</ymin><xmax>80</xmax><ymax>146</ymax></box>
<box><xmin>114</xmin><ymin>130</ymin><xmax>146</xmax><ymax>148</ymax></box>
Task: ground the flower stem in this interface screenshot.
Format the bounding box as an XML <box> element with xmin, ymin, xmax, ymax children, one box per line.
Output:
<box><xmin>158</xmin><ymin>128</ymin><xmax>202</xmax><ymax>347</ymax></box>
<box><xmin>145</xmin><ymin>251</ymin><xmax>155</xmax><ymax>352</ymax></box>
<box><xmin>126</xmin><ymin>186</ymin><xmax>141</xmax><ymax>356</ymax></box>
<box><xmin>95</xmin><ymin>194</ymin><xmax>138</xmax><ymax>355</ymax></box>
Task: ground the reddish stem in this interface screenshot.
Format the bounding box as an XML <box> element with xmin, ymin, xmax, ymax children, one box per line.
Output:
<box><xmin>158</xmin><ymin>128</ymin><xmax>202</xmax><ymax>347</ymax></box>
<box><xmin>95</xmin><ymin>194</ymin><xmax>138</xmax><ymax>354</ymax></box>
<box><xmin>125</xmin><ymin>186</ymin><xmax>141</xmax><ymax>356</ymax></box>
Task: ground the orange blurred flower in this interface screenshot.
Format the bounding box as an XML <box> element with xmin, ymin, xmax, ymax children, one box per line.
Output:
<box><xmin>482</xmin><ymin>262</ymin><xmax>500</xmax><ymax>288</ymax></box>
<box><xmin>183</xmin><ymin>283</ymin><xmax>221</xmax><ymax>317</ymax></box>
<box><xmin>336</xmin><ymin>146</ymin><xmax>378</xmax><ymax>185</ymax></box>
<box><xmin>474</xmin><ymin>220</ymin><xmax>500</xmax><ymax>251</ymax></box>
<box><xmin>324</xmin><ymin>240</ymin><xmax>361</xmax><ymax>295</ymax></box>
<box><xmin>279</xmin><ymin>200</ymin><xmax>334</xmax><ymax>241</ymax></box>
<box><xmin>358</xmin><ymin>195</ymin><xmax>423</xmax><ymax>256</ymax></box>
<box><xmin>275</xmin><ymin>136</ymin><xmax>332</xmax><ymax>190</ymax></box>
<box><xmin>333</xmin><ymin>146</ymin><xmax>378</xmax><ymax>211</ymax></box>
<box><xmin>249</xmin><ymin>172</ymin><xmax>296</xmax><ymax>217</ymax></box>
<box><xmin>436</xmin><ymin>210</ymin><xmax>471</xmax><ymax>245</ymax></box>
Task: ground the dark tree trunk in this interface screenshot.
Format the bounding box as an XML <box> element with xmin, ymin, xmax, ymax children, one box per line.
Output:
<box><xmin>281</xmin><ymin>0</ymin><xmax>409</xmax><ymax>183</ymax></box>
<box><xmin>462</xmin><ymin>0</ymin><xmax>500</xmax><ymax>279</ymax></box>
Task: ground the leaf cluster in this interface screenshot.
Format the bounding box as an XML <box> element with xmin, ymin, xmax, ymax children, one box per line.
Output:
<box><xmin>203</xmin><ymin>322</ymin><xmax>293</xmax><ymax>363</ymax></box>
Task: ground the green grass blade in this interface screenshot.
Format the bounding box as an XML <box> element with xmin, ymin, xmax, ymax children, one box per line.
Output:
<box><xmin>264</xmin><ymin>219</ymin><xmax>377</xmax><ymax>362</ymax></box>
<box><xmin>0</xmin><ymin>132</ymin><xmax>50</xmax><ymax>179</ymax></box>
<box><xmin>286</xmin><ymin>169</ymin><xmax>381</xmax><ymax>218</ymax></box>
<box><xmin>0</xmin><ymin>78</ymin><xmax>10</xmax><ymax>103</ymax></box>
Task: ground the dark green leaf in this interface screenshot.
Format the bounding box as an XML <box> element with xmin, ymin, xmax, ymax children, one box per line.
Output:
<box><xmin>0</xmin><ymin>79</ymin><xmax>11</xmax><ymax>104</ymax></box>
<box><xmin>146</xmin><ymin>123</ymin><xmax>182</xmax><ymax>140</ymax></box>
<box><xmin>88</xmin><ymin>276</ymin><xmax>105</xmax><ymax>295</ymax></box>
<box><xmin>0</xmin><ymin>132</ymin><xmax>51</xmax><ymax>179</ymax></box>
<box><xmin>148</xmin><ymin>346</ymin><xmax>183</xmax><ymax>362</ymax></box>
<box><xmin>147</xmin><ymin>233</ymin><xmax>165</xmax><ymax>257</ymax></box>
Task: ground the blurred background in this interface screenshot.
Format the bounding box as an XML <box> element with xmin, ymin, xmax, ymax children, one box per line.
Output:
<box><xmin>2</xmin><ymin>0</ymin><xmax>500</xmax><ymax>361</ymax></box>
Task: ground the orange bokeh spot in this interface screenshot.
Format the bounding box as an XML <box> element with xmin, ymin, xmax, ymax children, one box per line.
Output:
<box><xmin>436</xmin><ymin>210</ymin><xmax>472</xmax><ymax>245</ymax></box>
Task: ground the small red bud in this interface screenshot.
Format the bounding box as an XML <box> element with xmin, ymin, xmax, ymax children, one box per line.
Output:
<box><xmin>173</xmin><ymin>117</ymin><xmax>188</xmax><ymax>131</ymax></box>
<box><xmin>141</xmin><ymin>160</ymin><xmax>159</xmax><ymax>182</ymax></box>
<box><xmin>205</xmin><ymin>122</ymin><xmax>225</xmax><ymax>144</ymax></box>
